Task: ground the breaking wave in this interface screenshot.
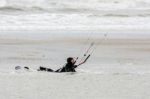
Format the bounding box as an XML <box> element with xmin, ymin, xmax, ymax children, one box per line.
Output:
<box><xmin>0</xmin><ymin>0</ymin><xmax>150</xmax><ymax>12</ymax></box>
<box><xmin>0</xmin><ymin>6</ymin><xmax>45</xmax><ymax>12</ymax></box>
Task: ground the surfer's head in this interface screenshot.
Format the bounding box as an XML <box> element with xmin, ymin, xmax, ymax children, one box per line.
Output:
<box><xmin>67</xmin><ymin>57</ymin><xmax>74</xmax><ymax>63</ymax></box>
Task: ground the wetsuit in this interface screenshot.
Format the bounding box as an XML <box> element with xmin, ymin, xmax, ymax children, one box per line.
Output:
<box><xmin>38</xmin><ymin>63</ymin><xmax>77</xmax><ymax>73</ymax></box>
<box><xmin>58</xmin><ymin>63</ymin><xmax>77</xmax><ymax>72</ymax></box>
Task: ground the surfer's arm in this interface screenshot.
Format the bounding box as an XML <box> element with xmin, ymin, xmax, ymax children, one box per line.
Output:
<box><xmin>77</xmin><ymin>61</ymin><xmax>85</xmax><ymax>67</ymax></box>
<box><xmin>77</xmin><ymin>55</ymin><xmax>91</xmax><ymax>67</ymax></box>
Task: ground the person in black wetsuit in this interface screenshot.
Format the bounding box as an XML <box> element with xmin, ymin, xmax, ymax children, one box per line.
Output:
<box><xmin>56</xmin><ymin>57</ymin><xmax>77</xmax><ymax>72</ymax></box>
<box><xmin>64</xmin><ymin>57</ymin><xmax>77</xmax><ymax>72</ymax></box>
<box><xmin>38</xmin><ymin>56</ymin><xmax>89</xmax><ymax>73</ymax></box>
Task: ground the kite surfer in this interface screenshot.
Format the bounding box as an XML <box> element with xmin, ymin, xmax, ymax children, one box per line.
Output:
<box><xmin>38</xmin><ymin>55</ymin><xmax>90</xmax><ymax>72</ymax></box>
